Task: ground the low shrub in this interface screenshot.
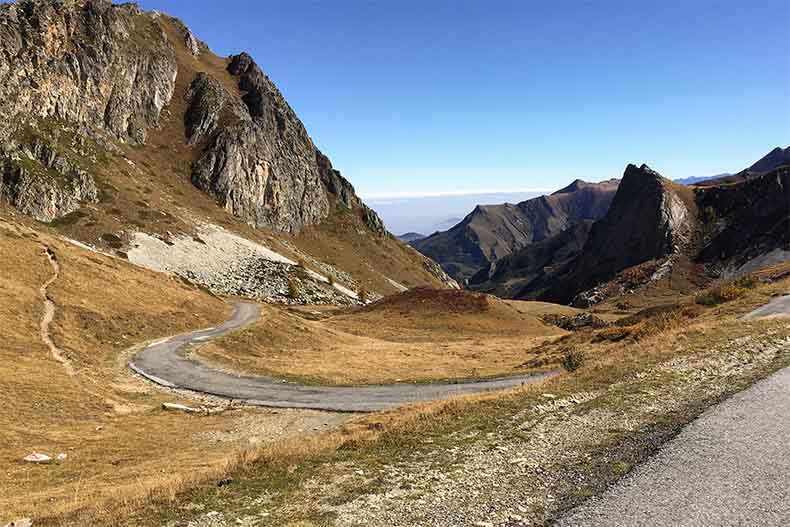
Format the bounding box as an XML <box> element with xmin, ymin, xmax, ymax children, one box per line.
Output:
<box><xmin>561</xmin><ymin>348</ymin><xmax>585</xmax><ymax>372</ymax></box>
<box><xmin>595</xmin><ymin>323</ymin><xmax>645</xmax><ymax>342</ymax></box>
<box><xmin>287</xmin><ymin>277</ymin><xmax>301</xmax><ymax>299</ymax></box>
<box><xmin>358</xmin><ymin>287</ymin><xmax>369</xmax><ymax>303</ymax></box>
<box><xmin>695</xmin><ymin>286</ymin><xmax>746</xmax><ymax>306</ymax></box>
<box><xmin>733</xmin><ymin>274</ymin><xmax>758</xmax><ymax>289</ymax></box>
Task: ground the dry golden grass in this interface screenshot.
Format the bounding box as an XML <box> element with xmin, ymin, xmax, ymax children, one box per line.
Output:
<box><xmin>291</xmin><ymin>204</ymin><xmax>454</xmax><ymax>296</ymax></box>
<box><xmin>6</xmin><ymin>222</ymin><xmax>786</xmax><ymax>526</ymax></box>
<box><xmin>0</xmin><ymin>215</ymin><xmax>257</xmax><ymax>523</ymax></box>
<box><xmin>198</xmin><ymin>289</ymin><xmax>568</xmax><ymax>384</ymax></box>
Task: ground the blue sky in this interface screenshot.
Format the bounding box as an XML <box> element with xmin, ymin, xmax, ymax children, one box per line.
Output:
<box><xmin>139</xmin><ymin>0</ymin><xmax>789</xmax><ymax>198</ymax></box>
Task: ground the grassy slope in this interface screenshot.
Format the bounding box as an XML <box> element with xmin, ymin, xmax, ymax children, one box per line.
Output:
<box><xmin>197</xmin><ymin>289</ymin><xmax>568</xmax><ymax>385</ymax></box>
<box><xmin>0</xmin><ymin>211</ymin><xmax>259</xmax><ymax>523</ymax></box>
<box><xmin>116</xmin><ymin>266</ymin><xmax>790</xmax><ymax>526</ymax></box>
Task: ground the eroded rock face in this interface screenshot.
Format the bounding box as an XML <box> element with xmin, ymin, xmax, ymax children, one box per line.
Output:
<box><xmin>184</xmin><ymin>73</ymin><xmax>247</xmax><ymax>145</ymax></box>
<box><xmin>697</xmin><ymin>166</ymin><xmax>790</xmax><ymax>273</ymax></box>
<box><xmin>0</xmin><ymin>0</ymin><xmax>175</xmax><ymax>219</ymax></box>
<box><xmin>192</xmin><ymin>53</ymin><xmax>351</xmax><ymax>234</ymax></box>
<box><xmin>0</xmin><ymin>0</ymin><xmax>177</xmax><ymax>145</ymax></box>
<box><xmin>0</xmin><ymin>138</ymin><xmax>98</xmax><ymax>222</ymax></box>
<box><xmin>189</xmin><ymin>53</ymin><xmax>389</xmax><ymax>235</ymax></box>
<box><xmin>0</xmin><ymin>1</ymin><xmax>388</xmax><ymax>239</ymax></box>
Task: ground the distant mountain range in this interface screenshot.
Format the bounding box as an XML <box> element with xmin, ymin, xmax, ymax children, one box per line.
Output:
<box><xmin>397</xmin><ymin>232</ymin><xmax>426</xmax><ymax>243</ymax></box>
<box><xmin>674</xmin><ymin>174</ymin><xmax>731</xmax><ymax>185</ymax></box>
<box><xmin>410</xmin><ymin>179</ymin><xmax>619</xmax><ymax>283</ymax></box>
<box><xmin>413</xmin><ymin>147</ymin><xmax>789</xmax><ymax>305</ymax></box>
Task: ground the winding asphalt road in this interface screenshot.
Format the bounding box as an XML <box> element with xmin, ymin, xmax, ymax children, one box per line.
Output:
<box><xmin>559</xmin><ymin>293</ymin><xmax>790</xmax><ymax>527</ymax></box>
<box><xmin>129</xmin><ymin>302</ymin><xmax>555</xmax><ymax>412</ymax></box>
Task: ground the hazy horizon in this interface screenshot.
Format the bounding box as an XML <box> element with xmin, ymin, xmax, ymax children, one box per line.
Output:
<box><xmin>366</xmin><ymin>190</ymin><xmax>543</xmax><ymax>235</ymax></box>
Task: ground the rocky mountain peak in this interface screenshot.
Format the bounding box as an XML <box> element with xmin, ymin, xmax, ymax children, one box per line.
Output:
<box><xmin>0</xmin><ymin>0</ymin><xmax>389</xmax><ymax>237</ymax></box>
<box><xmin>553</xmin><ymin>179</ymin><xmax>588</xmax><ymax>194</ymax></box>
<box><xmin>748</xmin><ymin>146</ymin><xmax>789</xmax><ymax>173</ymax></box>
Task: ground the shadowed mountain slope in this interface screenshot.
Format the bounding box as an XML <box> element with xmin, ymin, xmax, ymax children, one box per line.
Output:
<box><xmin>471</xmin><ymin>153</ymin><xmax>789</xmax><ymax>306</ymax></box>
<box><xmin>411</xmin><ymin>179</ymin><xmax>619</xmax><ymax>282</ymax></box>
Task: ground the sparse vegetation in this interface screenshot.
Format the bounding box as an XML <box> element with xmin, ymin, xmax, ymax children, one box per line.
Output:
<box><xmin>695</xmin><ymin>285</ymin><xmax>747</xmax><ymax>306</ymax></box>
<box><xmin>561</xmin><ymin>347</ymin><xmax>585</xmax><ymax>372</ymax></box>
<box><xmin>287</xmin><ymin>277</ymin><xmax>301</xmax><ymax>299</ymax></box>
<box><xmin>197</xmin><ymin>292</ymin><xmax>567</xmax><ymax>386</ymax></box>
<box><xmin>358</xmin><ymin>286</ymin><xmax>369</xmax><ymax>303</ymax></box>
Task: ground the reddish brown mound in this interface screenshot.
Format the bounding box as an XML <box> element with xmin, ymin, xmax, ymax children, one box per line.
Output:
<box><xmin>360</xmin><ymin>286</ymin><xmax>493</xmax><ymax>315</ymax></box>
<box><xmin>330</xmin><ymin>287</ymin><xmax>562</xmax><ymax>341</ymax></box>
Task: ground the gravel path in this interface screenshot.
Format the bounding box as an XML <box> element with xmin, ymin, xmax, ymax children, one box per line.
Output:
<box><xmin>129</xmin><ymin>301</ymin><xmax>556</xmax><ymax>412</ymax></box>
<box><xmin>558</xmin><ymin>365</ymin><xmax>790</xmax><ymax>527</ymax></box>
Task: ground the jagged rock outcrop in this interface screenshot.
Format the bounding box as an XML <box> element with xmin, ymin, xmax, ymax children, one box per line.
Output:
<box><xmin>0</xmin><ymin>0</ymin><xmax>177</xmax><ymax>145</ymax></box>
<box><xmin>190</xmin><ymin>52</ymin><xmax>389</xmax><ymax>235</ymax></box>
<box><xmin>0</xmin><ymin>135</ymin><xmax>98</xmax><ymax>222</ymax></box>
<box><xmin>0</xmin><ymin>0</ymin><xmax>459</xmax><ymax>293</ymax></box>
<box><xmin>190</xmin><ymin>52</ymin><xmax>330</xmax><ymax>233</ymax></box>
<box><xmin>315</xmin><ymin>149</ymin><xmax>386</xmax><ymax>236</ymax></box>
<box><xmin>697</xmin><ymin>166</ymin><xmax>789</xmax><ymax>274</ymax></box>
<box><xmin>468</xmin><ymin>164</ymin><xmax>695</xmax><ymax>304</ymax></box>
<box><xmin>0</xmin><ymin>1</ymin><xmax>389</xmax><ymax>238</ymax></box>
<box><xmin>535</xmin><ymin>164</ymin><xmax>693</xmax><ymax>304</ymax></box>
<box><xmin>0</xmin><ymin>157</ymin><xmax>97</xmax><ymax>222</ymax></box>
<box><xmin>470</xmin><ymin>153</ymin><xmax>788</xmax><ymax>305</ymax></box>
<box><xmin>184</xmin><ymin>73</ymin><xmax>243</xmax><ymax>145</ymax></box>
<box><xmin>582</xmin><ymin>164</ymin><xmax>692</xmax><ymax>270</ymax></box>
<box><xmin>412</xmin><ymin>179</ymin><xmax>618</xmax><ymax>282</ymax></box>
<box><xmin>0</xmin><ymin>0</ymin><xmax>175</xmax><ymax>219</ymax></box>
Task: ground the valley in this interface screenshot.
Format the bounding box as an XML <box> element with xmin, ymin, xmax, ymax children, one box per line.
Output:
<box><xmin>0</xmin><ymin>1</ymin><xmax>787</xmax><ymax>527</ymax></box>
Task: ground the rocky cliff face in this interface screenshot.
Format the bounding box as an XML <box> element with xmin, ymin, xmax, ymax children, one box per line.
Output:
<box><xmin>523</xmin><ymin>164</ymin><xmax>694</xmax><ymax>304</ymax></box>
<box><xmin>580</xmin><ymin>164</ymin><xmax>692</xmax><ymax>274</ymax></box>
<box><xmin>472</xmin><ymin>156</ymin><xmax>786</xmax><ymax>306</ymax></box>
<box><xmin>0</xmin><ymin>0</ymin><xmax>176</xmax><ymax>145</ymax></box>
<box><xmin>190</xmin><ymin>52</ymin><xmax>332</xmax><ymax>233</ymax></box>
<box><xmin>0</xmin><ymin>0</ymin><xmax>387</xmax><ymax>237</ymax></box>
<box><xmin>0</xmin><ymin>135</ymin><xmax>99</xmax><ymax>221</ymax></box>
<box><xmin>412</xmin><ymin>179</ymin><xmax>618</xmax><ymax>283</ymax></box>
<box><xmin>697</xmin><ymin>166</ymin><xmax>789</xmax><ymax>274</ymax></box>
<box><xmin>0</xmin><ymin>0</ymin><xmax>176</xmax><ymax>221</ymax></box>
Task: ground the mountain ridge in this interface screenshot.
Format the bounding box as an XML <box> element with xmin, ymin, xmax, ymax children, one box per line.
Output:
<box><xmin>0</xmin><ymin>0</ymin><xmax>457</xmax><ymax>298</ymax></box>
<box><xmin>411</xmin><ymin>178</ymin><xmax>619</xmax><ymax>282</ymax></box>
<box><xmin>470</xmin><ymin>149</ymin><xmax>789</xmax><ymax>306</ymax></box>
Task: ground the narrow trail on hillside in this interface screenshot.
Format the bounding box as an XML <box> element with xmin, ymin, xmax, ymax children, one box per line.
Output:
<box><xmin>39</xmin><ymin>247</ymin><xmax>74</xmax><ymax>376</ymax></box>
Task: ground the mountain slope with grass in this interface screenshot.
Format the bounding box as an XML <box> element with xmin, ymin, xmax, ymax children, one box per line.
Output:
<box><xmin>411</xmin><ymin>179</ymin><xmax>619</xmax><ymax>283</ymax></box>
<box><xmin>471</xmin><ymin>153</ymin><xmax>789</xmax><ymax>307</ymax></box>
<box><xmin>0</xmin><ymin>0</ymin><xmax>456</xmax><ymax>300</ymax></box>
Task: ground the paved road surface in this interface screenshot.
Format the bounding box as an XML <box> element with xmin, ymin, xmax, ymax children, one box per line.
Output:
<box><xmin>559</xmin><ymin>365</ymin><xmax>790</xmax><ymax>527</ymax></box>
<box><xmin>742</xmin><ymin>293</ymin><xmax>790</xmax><ymax>320</ymax></box>
<box><xmin>560</xmin><ymin>294</ymin><xmax>790</xmax><ymax>527</ymax></box>
<box><xmin>130</xmin><ymin>302</ymin><xmax>555</xmax><ymax>412</ymax></box>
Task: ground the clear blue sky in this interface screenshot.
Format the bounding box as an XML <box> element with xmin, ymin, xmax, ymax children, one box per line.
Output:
<box><xmin>138</xmin><ymin>0</ymin><xmax>789</xmax><ymax>197</ymax></box>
